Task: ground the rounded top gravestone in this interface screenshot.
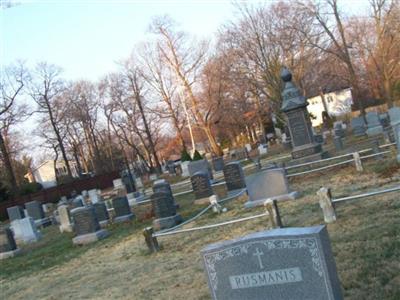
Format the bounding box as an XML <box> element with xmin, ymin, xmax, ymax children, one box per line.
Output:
<box><xmin>71</xmin><ymin>206</ymin><xmax>100</xmax><ymax>236</ymax></box>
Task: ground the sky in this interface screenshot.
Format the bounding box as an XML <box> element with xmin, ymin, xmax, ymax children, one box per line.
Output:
<box><xmin>0</xmin><ymin>0</ymin><xmax>370</xmax><ymax>162</ymax></box>
<box><xmin>1</xmin><ymin>0</ymin><xmax>240</xmax><ymax>81</ymax></box>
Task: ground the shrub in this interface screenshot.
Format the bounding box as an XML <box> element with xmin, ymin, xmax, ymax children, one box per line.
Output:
<box><xmin>192</xmin><ymin>150</ymin><xmax>203</xmax><ymax>161</ymax></box>
<box><xmin>181</xmin><ymin>149</ymin><xmax>192</xmax><ymax>162</ymax></box>
<box><xmin>18</xmin><ymin>182</ymin><xmax>43</xmax><ymax>196</ymax></box>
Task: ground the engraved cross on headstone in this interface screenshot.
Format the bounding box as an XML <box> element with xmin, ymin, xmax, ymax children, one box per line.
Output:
<box><xmin>253</xmin><ymin>247</ymin><xmax>264</xmax><ymax>269</ymax></box>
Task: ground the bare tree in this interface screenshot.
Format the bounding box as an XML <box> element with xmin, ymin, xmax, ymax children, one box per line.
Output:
<box><xmin>0</xmin><ymin>62</ymin><xmax>27</xmax><ymax>192</ymax></box>
<box><xmin>29</xmin><ymin>62</ymin><xmax>73</xmax><ymax>178</ymax></box>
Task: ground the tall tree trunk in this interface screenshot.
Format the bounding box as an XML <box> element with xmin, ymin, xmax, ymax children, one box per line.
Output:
<box><xmin>0</xmin><ymin>132</ymin><xmax>17</xmax><ymax>193</ymax></box>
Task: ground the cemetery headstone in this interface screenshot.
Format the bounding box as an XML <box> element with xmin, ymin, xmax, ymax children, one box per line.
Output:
<box><xmin>11</xmin><ymin>217</ymin><xmax>42</xmax><ymax>243</ymax></box>
<box><xmin>314</xmin><ymin>134</ymin><xmax>323</xmax><ymax>144</ymax></box>
<box><xmin>6</xmin><ymin>206</ymin><xmax>25</xmax><ymax>221</ymax></box>
<box><xmin>121</xmin><ymin>170</ymin><xmax>136</xmax><ymax>193</ymax></box>
<box><xmin>388</xmin><ymin>106</ymin><xmax>400</xmax><ymax>127</ymax></box>
<box><xmin>112</xmin><ymin>196</ymin><xmax>133</xmax><ymax>223</ymax></box>
<box><xmin>333</xmin><ymin>136</ymin><xmax>343</xmax><ymax>151</ymax></box>
<box><xmin>333</xmin><ymin>122</ymin><xmax>345</xmax><ymax>138</ymax></box>
<box><xmin>188</xmin><ymin>159</ymin><xmax>214</xmax><ymax>180</ymax></box>
<box><xmin>0</xmin><ymin>228</ymin><xmax>20</xmax><ymax>260</ymax></box>
<box><xmin>366</xmin><ymin>111</ymin><xmax>383</xmax><ymax>137</ymax></box>
<box><xmin>245</xmin><ymin>168</ymin><xmax>298</xmax><ymax>208</ymax></box>
<box><xmin>71</xmin><ymin>197</ymin><xmax>84</xmax><ymax>208</ymax></box>
<box><xmin>25</xmin><ymin>200</ymin><xmax>51</xmax><ymax>227</ymax></box>
<box><xmin>395</xmin><ymin>124</ymin><xmax>400</xmax><ymax>162</ymax></box>
<box><xmin>180</xmin><ymin>161</ymin><xmax>190</xmax><ymax>177</ymax></box>
<box><xmin>212</xmin><ymin>157</ymin><xmax>225</xmax><ymax>172</ymax></box>
<box><xmin>191</xmin><ymin>171</ymin><xmax>214</xmax><ymax>205</ymax></box>
<box><xmin>223</xmin><ymin>162</ymin><xmax>246</xmax><ymax>195</ymax></box>
<box><xmin>280</xmin><ymin>68</ymin><xmax>326</xmax><ymax>160</ymax></box>
<box><xmin>93</xmin><ymin>202</ymin><xmax>110</xmax><ymax>227</ymax></box>
<box><xmin>258</xmin><ymin>144</ymin><xmax>268</xmax><ymax>155</ymax></box>
<box><xmin>201</xmin><ymin>225</ymin><xmax>343</xmax><ymax>300</ymax></box>
<box><xmin>70</xmin><ymin>206</ymin><xmax>108</xmax><ymax>245</ymax></box>
<box><xmin>58</xmin><ymin>204</ymin><xmax>73</xmax><ymax>233</ymax></box>
<box><xmin>151</xmin><ymin>191</ymin><xmax>182</xmax><ymax>230</ymax></box>
<box><xmin>153</xmin><ymin>179</ymin><xmax>178</xmax><ymax>208</ymax></box>
<box><xmin>88</xmin><ymin>189</ymin><xmax>101</xmax><ymax>204</ymax></box>
<box><xmin>350</xmin><ymin>117</ymin><xmax>366</xmax><ymax>136</ymax></box>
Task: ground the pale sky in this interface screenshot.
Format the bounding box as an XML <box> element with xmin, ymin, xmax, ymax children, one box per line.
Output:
<box><xmin>0</xmin><ymin>0</ymin><xmax>370</xmax><ymax>162</ymax></box>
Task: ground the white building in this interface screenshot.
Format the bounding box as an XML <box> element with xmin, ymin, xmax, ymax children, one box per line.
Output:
<box><xmin>25</xmin><ymin>160</ymin><xmax>79</xmax><ymax>188</ymax></box>
<box><xmin>307</xmin><ymin>88</ymin><xmax>353</xmax><ymax>127</ymax></box>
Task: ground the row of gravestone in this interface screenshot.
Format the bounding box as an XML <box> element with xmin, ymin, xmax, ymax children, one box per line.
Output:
<box><xmin>351</xmin><ymin>107</ymin><xmax>400</xmax><ymax>138</ymax></box>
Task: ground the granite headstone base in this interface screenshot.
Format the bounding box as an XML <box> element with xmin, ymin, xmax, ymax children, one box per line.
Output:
<box><xmin>244</xmin><ymin>191</ymin><xmax>299</xmax><ymax>208</ymax></box>
<box><xmin>0</xmin><ymin>248</ymin><xmax>21</xmax><ymax>260</ymax></box>
<box><xmin>99</xmin><ymin>220</ymin><xmax>110</xmax><ymax>227</ymax></box>
<box><xmin>72</xmin><ymin>229</ymin><xmax>109</xmax><ymax>245</ymax></box>
<box><xmin>291</xmin><ymin>143</ymin><xmax>325</xmax><ymax>160</ymax></box>
<box><xmin>152</xmin><ymin>214</ymin><xmax>183</xmax><ymax>231</ymax></box>
<box><xmin>113</xmin><ymin>213</ymin><xmax>134</xmax><ymax>223</ymax></box>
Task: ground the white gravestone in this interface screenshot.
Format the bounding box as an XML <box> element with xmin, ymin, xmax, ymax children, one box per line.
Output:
<box><xmin>58</xmin><ymin>204</ymin><xmax>73</xmax><ymax>233</ymax></box>
<box><xmin>11</xmin><ymin>217</ymin><xmax>42</xmax><ymax>243</ymax></box>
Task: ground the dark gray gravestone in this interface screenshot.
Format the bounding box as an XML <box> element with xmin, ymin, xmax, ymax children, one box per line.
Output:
<box><xmin>151</xmin><ymin>192</ymin><xmax>176</xmax><ymax>219</ymax></box>
<box><xmin>153</xmin><ymin>180</ymin><xmax>173</xmax><ymax>197</ymax></box>
<box><xmin>280</xmin><ymin>68</ymin><xmax>325</xmax><ymax>160</ymax></box>
<box><xmin>112</xmin><ymin>197</ymin><xmax>132</xmax><ymax>220</ymax></box>
<box><xmin>314</xmin><ymin>134</ymin><xmax>323</xmax><ymax>144</ymax></box>
<box><xmin>245</xmin><ymin>168</ymin><xmax>298</xmax><ymax>208</ymax></box>
<box><xmin>121</xmin><ymin>170</ymin><xmax>136</xmax><ymax>193</ymax></box>
<box><xmin>25</xmin><ymin>201</ymin><xmax>45</xmax><ymax>220</ymax></box>
<box><xmin>188</xmin><ymin>159</ymin><xmax>214</xmax><ymax>180</ymax></box>
<box><xmin>333</xmin><ymin>136</ymin><xmax>343</xmax><ymax>151</ymax></box>
<box><xmin>333</xmin><ymin>122</ymin><xmax>345</xmax><ymax>138</ymax></box>
<box><xmin>223</xmin><ymin>162</ymin><xmax>246</xmax><ymax>192</ymax></box>
<box><xmin>212</xmin><ymin>157</ymin><xmax>225</xmax><ymax>172</ymax></box>
<box><xmin>389</xmin><ymin>107</ymin><xmax>400</xmax><ymax>127</ymax></box>
<box><xmin>350</xmin><ymin>117</ymin><xmax>366</xmax><ymax>136</ymax></box>
<box><xmin>71</xmin><ymin>207</ymin><xmax>100</xmax><ymax>236</ymax></box>
<box><xmin>201</xmin><ymin>225</ymin><xmax>343</xmax><ymax>300</ymax></box>
<box><xmin>6</xmin><ymin>206</ymin><xmax>25</xmax><ymax>221</ymax></box>
<box><xmin>0</xmin><ymin>228</ymin><xmax>17</xmax><ymax>253</ymax></box>
<box><xmin>191</xmin><ymin>172</ymin><xmax>213</xmax><ymax>199</ymax></box>
<box><xmin>366</xmin><ymin>111</ymin><xmax>383</xmax><ymax>137</ymax></box>
<box><xmin>93</xmin><ymin>202</ymin><xmax>109</xmax><ymax>224</ymax></box>
<box><xmin>71</xmin><ymin>198</ymin><xmax>84</xmax><ymax>209</ymax></box>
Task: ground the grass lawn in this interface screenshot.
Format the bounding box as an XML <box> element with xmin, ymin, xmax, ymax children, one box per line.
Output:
<box><xmin>0</xmin><ymin>147</ymin><xmax>399</xmax><ymax>299</ymax></box>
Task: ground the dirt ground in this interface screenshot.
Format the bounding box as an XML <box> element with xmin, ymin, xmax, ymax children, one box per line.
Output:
<box><xmin>1</xmin><ymin>155</ymin><xmax>399</xmax><ymax>300</ymax></box>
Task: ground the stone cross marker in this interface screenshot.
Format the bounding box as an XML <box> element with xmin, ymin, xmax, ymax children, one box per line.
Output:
<box><xmin>223</xmin><ymin>162</ymin><xmax>246</xmax><ymax>193</ymax></box>
<box><xmin>245</xmin><ymin>168</ymin><xmax>298</xmax><ymax>208</ymax></box>
<box><xmin>191</xmin><ymin>171</ymin><xmax>214</xmax><ymax>200</ymax></box>
<box><xmin>201</xmin><ymin>225</ymin><xmax>343</xmax><ymax>300</ymax></box>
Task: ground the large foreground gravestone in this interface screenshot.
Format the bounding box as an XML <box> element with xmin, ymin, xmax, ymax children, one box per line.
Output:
<box><xmin>71</xmin><ymin>206</ymin><xmax>108</xmax><ymax>245</ymax></box>
<box><xmin>58</xmin><ymin>204</ymin><xmax>73</xmax><ymax>233</ymax></box>
<box><xmin>93</xmin><ymin>202</ymin><xmax>110</xmax><ymax>227</ymax></box>
<box><xmin>201</xmin><ymin>225</ymin><xmax>343</xmax><ymax>300</ymax></box>
<box><xmin>151</xmin><ymin>191</ymin><xmax>182</xmax><ymax>230</ymax></box>
<box><xmin>244</xmin><ymin>168</ymin><xmax>298</xmax><ymax>208</ymax></box>
<box><xmin>25</xmin><ymin>200</ymin><xmax>51</xmax><ymax>227</ymax></box>
<box><xmin>11</xmin><ymin>217</ymin><xmax>42</xmax><ymax>243</ymax></box>
<box><xmin>0</xmin><ymin>228</ymin><xmax>20</xmax><ymax>260</ymax></box>
<box><xmin>112</xmin><ymin>197</ymin><xmax>133</xmax><ymax>223</ymax></box>
<box><xmin>350</xmin><ymin>116</ymin><xmax>366</xmax><ymax>136</ymax></box>
<box><xmin>191</xmin><ymin>171</ymin><xmax>214</xmax><ymax>205</ymax></box>
<box><xmin>7</xmin><ymin>206</ymin><xmax>25</xmax><ymax>221</ymax></box>
<box><xmin>223</xmin><ymin>162</ymin><xmax>247</xmax><ymax>196</ymax></box>
<box><xmin>280</xmin><ymin>68</ymin><xmax>326</xmax><ymax>160</ymax></box>
<box><xmin>366</xmin><ymin>111</ymin><xmax>383</xmax><ymax>137</ymax></box>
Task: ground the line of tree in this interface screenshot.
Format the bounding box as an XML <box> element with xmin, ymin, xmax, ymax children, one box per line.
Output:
<box><xmin>1</xmin><ymin>0</ymin><xmax>399</xmax><ymax>197</ymax></box>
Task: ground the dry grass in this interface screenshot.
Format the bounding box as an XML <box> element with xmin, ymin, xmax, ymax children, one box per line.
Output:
<box><xmin>0</xmin><ymin>153</ymin><xmax>399</xmax><ymax>299</ymax></box>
